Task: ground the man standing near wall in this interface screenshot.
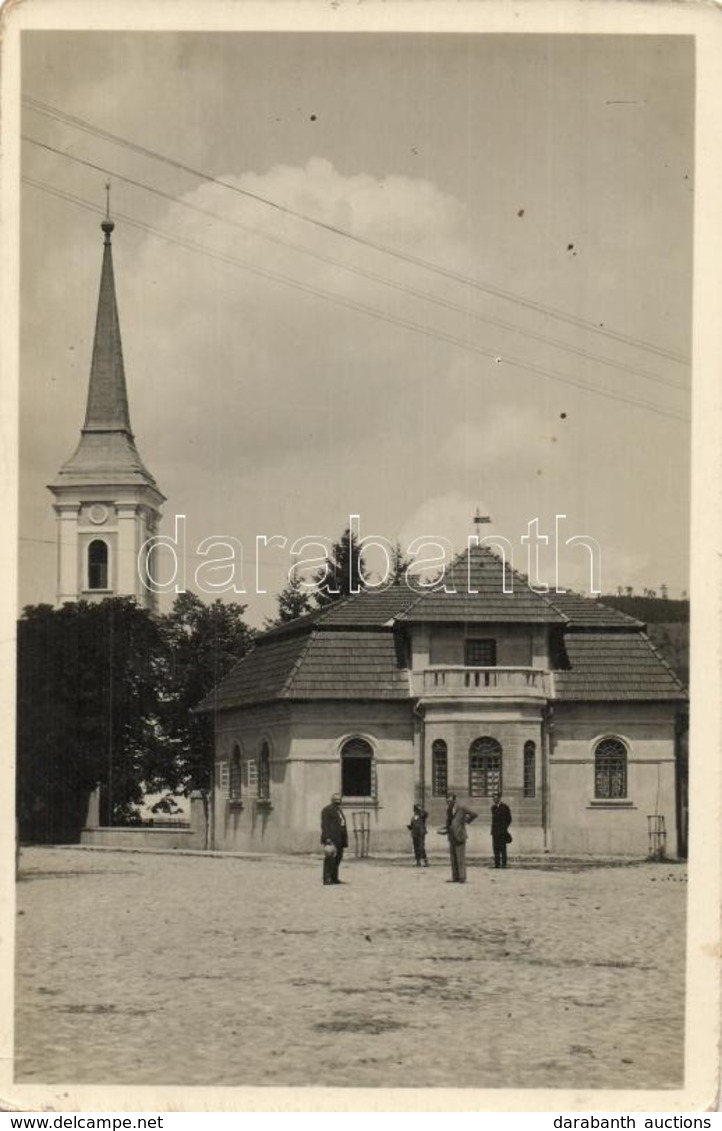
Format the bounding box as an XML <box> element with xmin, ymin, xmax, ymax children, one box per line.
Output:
<box><xmin>444</xmin><ymin>794</ymin><xmax>478</xmax><ymax>883</ymax></box>
<box><xmin>320</xmin><ymin>793</ymin><xmax>349</xmax><ymax>885</ymax></box>
<box><xmin>491</xmin><ymin>791</ymin><xmax>513</xmax><ymax>868</ymax></box>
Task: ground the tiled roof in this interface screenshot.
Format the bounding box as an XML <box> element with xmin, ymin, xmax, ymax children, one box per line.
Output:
<box><xmin>287</xmin><ymin>630</ymin><xmax>409</xmax><ymax>699</ymax></box>
<box><xmin>262</xmin><ymin>549</ymin><xmax>641</xmax><ymax>634</ymax></box>
<box><xmin>553</xmin><ymin>633</ymin><xmax>687</xmax><ymax>700</ymax></box>
<box><xmin>196</xmin><ymin>632</ymin><xmax>310</xmax><ymax>711</ymax></box>
<box><xmin>197</xmin><ymin>627</ymin><xmax>409</xmax><ymax>711</ymax></box>
<box><xmin>546</xmin><ymin>592</ymin><xmax>643</xmax><ymax>628</ymax></box>
<box><xmin>396</xmin><ymin>546</ymin><xmax>566</xmax><ymax>624</ymax></box>
<box><xmin>262</xmin><ymin>585</ymin><xmax>416</xmax><ymax>638</ymax></box>
<box><xmin>317</xmin><ymin>586</ymin><xmax>421</xmax><ymax>626</ymax></box>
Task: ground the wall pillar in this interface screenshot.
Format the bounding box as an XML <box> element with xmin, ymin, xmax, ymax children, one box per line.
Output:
<box><xmin>116</xmin><ymin>503</ymin><xmax>139</xmax><ymax>597</ymax></box>
<box><xmin>55</xmin><ymin>504</ymin><xmax>80</xmax><ymax>604</ymax></box>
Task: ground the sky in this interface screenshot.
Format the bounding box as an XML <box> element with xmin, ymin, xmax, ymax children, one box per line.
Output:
<box><xmin>19</xmin><ymin>30</ymin><xmax>694</xmax><ymax>625</ymax></box>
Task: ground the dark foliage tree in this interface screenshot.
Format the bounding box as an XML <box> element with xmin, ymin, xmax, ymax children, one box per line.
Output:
<box><xmin>312</xmin><ymin>527</ymin><xmax>368</xmax><ymax>606</ymax></box>
<box><xmin>17</xmin><ymin>598</ymin><xmax>166</xmax><ymax>842</ymax></box>
<box><xmin>267</xmin><ymin>573</ymin><xmax>315</xmax><ymax>627</ymax></box>
<box><xmin>17</xmin><ymin>592</ymin><xmax>254</xmax><ymax>843</ymax></box>
<box><xmin>157</xmin><ymin>592</ymin><xmax>254</xmax><ymax>795</ymax></box>
<box><xmin>390</xmin><ymin>540</ymin><xmax>413</xmax><ymax>585</ymax></box>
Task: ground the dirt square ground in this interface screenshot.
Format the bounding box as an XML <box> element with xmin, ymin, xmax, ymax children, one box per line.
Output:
<box><xmin>14</xmin><ymin>846</ymin><xmax>686</xmax><ymax>1091</ymax></box>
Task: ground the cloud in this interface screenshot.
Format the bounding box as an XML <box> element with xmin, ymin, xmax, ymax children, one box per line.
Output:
<box><xmin>123</xmin><ymin>158</ymin><xmax>473</xmax><ymax>479</ymax></box>
<box><xmin>398</xmin><ymin>491</ymin><xmax>494</xmax><ymax>557</ymax></box>
<box><xmin>439</xmin><ymin>403</ymin><xmax>569</xmax><ymax>480</ymax></box>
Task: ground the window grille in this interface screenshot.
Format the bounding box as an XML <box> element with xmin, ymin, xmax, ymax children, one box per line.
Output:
<box><xmin>594</xmin><ymin>738</ymin><xmax>627</xmax><ymax>799</ymax></box>
<box><xmin>469</xmin><ymin>737</ymin><xmax>502</xmax><ymax>797</ymax></box>
<box><xmin>218</xmin><ymin>762</ymin><xmax>229</xmax><ymax>794</ymax></box>
<box><xmin>431</xmin><ymin>740</ymin><xmax>448</xmax><ymax>796</ymax></box>
<box><xmin>523</xmin><ymin>741</ymin><xmax>536</xmax><ymax>798</ymax></box>
<box><xmin>464</xmin><ymin>638</ymin><xmax>497</xmax><ymax>667</ymax></box>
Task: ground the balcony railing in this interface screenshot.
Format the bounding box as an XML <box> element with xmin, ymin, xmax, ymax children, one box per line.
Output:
<box><xmin>422</xmin><ymin>666</ymin><xmax>549</xmax><ymax>699</ymax></box>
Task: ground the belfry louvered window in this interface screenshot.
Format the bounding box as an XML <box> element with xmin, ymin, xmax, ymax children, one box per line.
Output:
<box><xmin>88</xmin><ymin>539</ymin><xmax>109</xmax><ymax>590</ymax></box>
<box><xmin>469</xmin><ymin>737</ymin><xmax>502</xmax><ymax>797</ymax></box>
<box><xmin>594</xmin><ymin>738</ymin><xmax>627</xmax><ymax>799</ymax></box>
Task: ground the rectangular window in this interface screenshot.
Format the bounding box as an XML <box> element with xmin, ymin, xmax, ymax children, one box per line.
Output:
<box><xmin>464</xmin><ymin>638</ymin><xmax>497</xmax><ymax>666</ymax></box>
<box><xmin>469</xmin><ymin>754</ymin><xmax>502</xmax><ymax>797</ymax></box>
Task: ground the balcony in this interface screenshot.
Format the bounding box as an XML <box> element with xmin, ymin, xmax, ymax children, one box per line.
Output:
<box><xmin>421</xmin><ymin>666</ymin><xmax>549</xmax><ymax>700</ymax></box>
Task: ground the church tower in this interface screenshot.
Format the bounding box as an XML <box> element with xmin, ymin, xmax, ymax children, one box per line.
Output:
<box><xmin>48</xmin><ymin>211</ymin><xmax>164</xmax><ymax>612</ymax></box>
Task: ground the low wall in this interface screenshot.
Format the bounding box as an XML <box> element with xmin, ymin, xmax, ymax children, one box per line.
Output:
<box><xmin>81</xmin><ymin>793</ymin><xmax>208</xmax><ymax>851</ymax></box>
<box><xmin>81</xmin><ymin>825</ymin><xmax>204</xmax><ymax>851</ymax></box>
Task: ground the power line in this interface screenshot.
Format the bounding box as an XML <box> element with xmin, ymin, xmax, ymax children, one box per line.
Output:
<box><xmin>23</xmin><ymin>175</ymin><xmax>690</xmax><ymax>424</ymax></box>
<box><xmin>23</xmin><ymin>94</ymin><xmax>690</xmax><ymax>367</ymax></box>
<box><xmin>24</xmin><ymin>134</ymin><xmax>688</xmax><ymax>396</ymax></box>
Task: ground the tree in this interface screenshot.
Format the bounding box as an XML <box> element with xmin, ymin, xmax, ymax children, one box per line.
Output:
<box><xmin>313</xmin><ymin>527</ymin><xmax>368</xmax><ymax>606</ymax></box>
<box><xmin>17</xmin><ymin>598</ymin><xmax>166</xmax><ymax>841</ymax></box>
<box><xmin>268</xmin><ymin>572</ymin><xmax>315</xmax><ymax>627</ymax></box>
<box><xmin>157</xmin><ymin>592</ymin><xmax>254</xmax><ymax>795</ymax></box>
<box><xmin>16</xmin><ymin>591</ymin><xmax>254</xmax><ymax>843</ymax></box>
<box><xmin>390</xmin><ymin>540</ymin><xmax>413</xmax><ymax>585</ymax></box>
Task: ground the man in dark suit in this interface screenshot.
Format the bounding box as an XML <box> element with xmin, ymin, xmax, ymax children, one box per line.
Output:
<box><xmin>320</xmin><ymin>793</ymin><xmax>349</xmax><ymax>885</ymax></box>
<box><xmin>491</xmin><ymin>790</ymin><xmax>513</xmax><ymax>868</ymax></box>
<box><xmin>444</xmin><ymin>794</ymin><xmax>478</xmax><ymax>883</ymax></box>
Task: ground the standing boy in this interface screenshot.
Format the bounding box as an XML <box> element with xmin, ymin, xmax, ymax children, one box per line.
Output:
<box><xmin>407</xmin><ymin>803</ymin><xmax>429</xmax><ymax>866</ymax></box>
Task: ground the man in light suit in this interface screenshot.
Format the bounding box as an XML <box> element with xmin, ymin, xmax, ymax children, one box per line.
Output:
<box><xmin>444</xmin><ymin>794</ymin><xmax>478</xmax><ymax>883</ymax></box>
<box><xmin>320</xmin><ymin>793</ymin><xmax>349</xmax><ymax>885</ymax></box>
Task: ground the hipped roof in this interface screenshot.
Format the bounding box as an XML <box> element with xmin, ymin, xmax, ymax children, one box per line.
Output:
<box><xmin>553</xmin><ymin>633</ymin><xmax>686</xmax><ymax>700</ymax></box>
<box><xmin>198</xmin><ymin>545</ymin><xmax>684</xmax><ymax>713</ymax></box>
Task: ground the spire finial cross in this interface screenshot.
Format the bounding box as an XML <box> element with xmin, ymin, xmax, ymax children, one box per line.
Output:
<box><xmin>105</xmin><ymin>180</ymin><xmax>111</xmax><ymax>222</ymax></box>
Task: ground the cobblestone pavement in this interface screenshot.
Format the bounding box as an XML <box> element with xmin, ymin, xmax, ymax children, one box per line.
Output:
<box><xmin>14</xmin><ymin>847</ymin><xmax>686</xmax><ymax>1091</ymax></box>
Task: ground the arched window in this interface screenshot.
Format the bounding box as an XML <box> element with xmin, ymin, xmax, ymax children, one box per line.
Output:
<box><xmin>229</xmin><ymin>744</ymin><xmax>242</xmax><ymax>801</ymax></box>
<box><xmin>431</xmin><ymin>739</ymin><xmax>448</xmax><ymax>797</ymax></box>
<box><xmin>523</xmin><ymin>740</ymin><xmax>536</xmax><ymax>798</ymax></box>
<box><xmin>258</xmin><ymin>741</ymin><xmax>271</xmax><ymax>801</ymax></box>
<box><xmin>88</xmin><ymin>539</ymin><xmax>109</xmax><ymax>590</ymax></box>
<box><xmin>341</xmin><ymin>737</ymin><xmax>375</xmax><ymax>798</ymax></box>
<box><xmin>594</xmin><ymin>738</ymin><xmax>627</xmax><ymax>799</ymax></box>
<box><xmin>469</xmin><ymin>737</ymin><xmax>502</xmax><ymax>797</ymax></box>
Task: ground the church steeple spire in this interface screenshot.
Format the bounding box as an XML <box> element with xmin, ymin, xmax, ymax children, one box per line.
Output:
<box><xmin>48</xmin><ymin>210</ymin><xmax>165</xmax><ymax>610</ymax></box>
<box><xmin>82</xmin><ymin>194</ymin><xmax>132</xmax><ymax>435</ymax></box>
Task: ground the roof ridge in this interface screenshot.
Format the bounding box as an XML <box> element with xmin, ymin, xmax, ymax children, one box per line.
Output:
<box><xmin>399</xmin><ymin>541</ymin><xmax>566</xmax><ymax>618</ymax></box>
<box><xmin>545</xmin><ymin>589</ymin><xmax>644</xmax><ymax>629</ymax></box>
<box><xmin>638</xmin><ymin>630</ymin><xmax>688</xmax><ymax>693</ymax></box>
<box><xmin>279</xmin><ymin>626</ymin><xmax>319</xmax><ymax>697</ymax></box>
